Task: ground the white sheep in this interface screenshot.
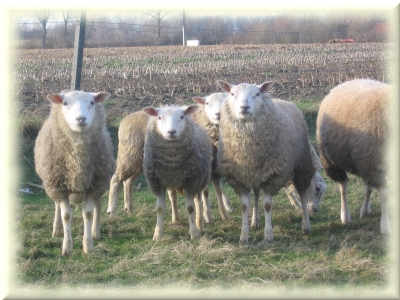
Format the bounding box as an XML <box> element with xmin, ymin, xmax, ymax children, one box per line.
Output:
<box><xmin>107</xmin><ymin>93</ymin><xmax>232</xmax><ymax>225</ymax></box>
<box><xmin>284</xmin><ymin>141</ymin><xmax>327</xmax><ymax>213</ymax></box>
<box><xmin>217</xmin><ymin>80</ymin><xmax>315</xmax><ymax>244</ymax></box>
<box><xmin>34</xmin><ymin>91</ymin><xmax>115</xmax><ymax>256</ymax></box>
<box><xmin>316</xmin><ymin>78</ymin><xmax>391</xmax><ymax>235</ymax></box>
<box><xmin>143</xmin><ymin>105</ymin><xmax>212</xmax><ymax>240</ymax></box>
<box><xmin>192</xmin><ymin>92</ymin><xmax>234</xmax><ymax>219</ymax></box>
<box><xmin>106</xmin><ymin>110</ymin><xmax>213</xmax><ymax>227</ymax></box>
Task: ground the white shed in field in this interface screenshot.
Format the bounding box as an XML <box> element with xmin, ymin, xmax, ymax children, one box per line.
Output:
<box><xmin>187</xmin><ymin>40</ymin><xmax>200</xmax><ymax>46</ymax></box>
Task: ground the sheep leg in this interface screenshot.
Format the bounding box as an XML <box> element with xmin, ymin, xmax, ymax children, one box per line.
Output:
<box><xmin>338</xmin><ymin>181</ymin><xmax>351</xmax><ymax>224</ymax></box>
<box><xmin>168</xmin><ymin>189</ymin><xmax>180</xmax><ymax>224</ymax></box>
<box><xmin>251</xmin><ymin>188</ymin><xmax>260</xmax><ymax>230</ymax></box>
<box><xmin>153</xmin><ymin>192</ymin><xmax>166</xmax><ymax>241</ymax></box>
<box><xmin>82</xmin><ymin>199</ymin><xmax>95</xmax><ymax>254</ymax></box>
<box><xmin>92</xmin><ymin>198</ymin><xmax>101</xmax><ymax>240</ymax></box>
<box><xmin>194</xmin><ymin>193</ymin><xmax>203</xmax><ymax>229</ymax></box>
<box><xmin>186</xmin><ymin>194</ymin><xmax>200</xmax><ymax>239</ymax></box>
<box><xmin>211</xmin><ymin>174</ymin><xmax>229</xmax><ymax>220</ymax></box>
<box><xmin>239</xmin><ymin>192</ymin><xmax>251</xmax><ymax>245</ymax></box>
<box><xmin>263</xmin><ymin>192</ymin><xmax>274</xmax><ymax>242</ymax></box>
<box><xmin>201</xmin><ymin>187</ymin><xmax>214</xmax><ymax>224</ymax></box>
<box><xmin>360</xmin><ymin>185</ymin><xmax>373</xmax><ymax>219</ymax></box>
<box><xmin>123</xmin><ymin>176</ymin><xmax>134</xmax><ymax>214</ymax></box>
<box><xmin>379</xmin><ymin>186</ymin><xmax>391</xmax><ymax>235</ymax></box>
<box><xmin>285</xmin><ymin>188</ymin><xmax>303</xmax><ymax>209</ymax></box>
<box><xmin>107</xmin><ymin>174</ymin><xmax>122</xmax><ymax>216</ymax></box>
<box><xmin>222</xmin><ymin>192</ymin><xmax>234</xmax><ymax>213</ymax></box>
<box><xmin>299</xmin><ymin>191</ymin><xmax>311</xmax><ymax>234</ymax></box>
<box><xmin>59</xmin><ymin>199</ymin><xmax>73</xmax><ymax>256</ymax></box>
<box><xmin>52</xmin><ymin>203</ymin><xmax>63</xmax><ymax>238</ymax></box>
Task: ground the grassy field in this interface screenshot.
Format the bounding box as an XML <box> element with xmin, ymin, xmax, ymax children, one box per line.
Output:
<box><xmin>14</xmin><ymin>104</ymin><xmax>393</xmax><ymax>297</ymax></box>
<box><xmin>11</xmin><ymin>43</ymin><xmax>396</xmax><ymax>297</ymax></box>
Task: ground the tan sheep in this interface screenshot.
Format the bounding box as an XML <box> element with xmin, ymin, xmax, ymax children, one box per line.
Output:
<box><xmin>316</xmin><ymin>78</ymin><xmax>391</xmax><ymax>234</ymax></box>
<box><xmin>34</xmin><ymin>91</ymin><xmax>115</xmax><ymax>256</ymax></box>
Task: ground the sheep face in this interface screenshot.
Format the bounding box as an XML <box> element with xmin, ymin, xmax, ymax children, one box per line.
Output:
<box><xmin>308</xmin><ymin>172</ymin><xmax>327</xmax><ymax>212</ymax></box>
<box><xmin>192</xmin><ymin>93</ymin><xmax>228</xmax><ymax>125</ymax></box>
<box><xmin>143</xmin><ymin>105</ymin><xmax>199</xmax><ymax>140</ymax></box>
<box><xmin>47</xmin><ymin>91</ymin><xmax>110</xmax><ymax>132</ymax></box>
<box><xmin>217</xmin><ymin>81</ymin><xmax>274</xmax><ymax>121</ymax></box>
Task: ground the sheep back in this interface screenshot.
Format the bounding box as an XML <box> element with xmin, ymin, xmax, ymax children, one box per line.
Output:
<box><xmin>114</xmin><ymin>110</ymin><xmax>148</xmax><ymax>181</ymax></box>
<box><xmin>316</xmin><ymin>79</ymin><xmax>390</xmax><ymax>187</ymax></box>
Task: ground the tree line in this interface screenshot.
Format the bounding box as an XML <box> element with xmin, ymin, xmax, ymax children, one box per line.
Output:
<box><xmin>14</xmin><ymin>9</ymin><xmax>390</xmax><ymax>49</ymax></box>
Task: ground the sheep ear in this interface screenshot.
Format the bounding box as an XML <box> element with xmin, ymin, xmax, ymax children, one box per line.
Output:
<box><xmin>192</xmin><ymin>97</ymin><xmax>206</xmax><ymax>105</ymax></box>
<box><xmin>92</xmin><ymin>92</ymin><xmax>111</xmax><ymax>103</ymax></box>
<box><xmin>258</xmin><ymin>81</ymin><xmax>274</xmax><ymax>94</ymax></box>
<box><xmin>143</xmin><ymin>107</ymin><xmax>159</xmax><ymax>117</ymax></box>
<box><xmin>184</xmin><ymin>105</ymin><xmax>199</xmax><ymax>115</ymax></box>
<box><xmin>47</xmin><ymin>93</ymin><xmax>64</xmax><ymax>104</ymax></box>
<box><xmin>217</xmin><ymin>80</ymin><xmax>232</xmax><ymax>93</ymax></box>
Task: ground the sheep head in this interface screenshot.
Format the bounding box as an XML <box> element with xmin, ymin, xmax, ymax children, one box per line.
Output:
<box><xmin>143</xmin><ymin>105</ymin><xmax>199</xmax><ymax>141</ymax></box>
<box><xmin>47</xmin><ymin>91</ymin><xmax>110</xmax><ymax>132</ymax></box>
<box><xmin>192</xmin><ymin>92</ymin><xmax>228</xmax><ymax>125</ymax></box>
<box><xmin>217</xmin><ymin>80</ymin><xmax>274</xmax><ymax>121</ymax></box>
<box><xmin>307</xmin><ymin>172</ymin><xmax>327</xmax><ymax>212</ymax></box>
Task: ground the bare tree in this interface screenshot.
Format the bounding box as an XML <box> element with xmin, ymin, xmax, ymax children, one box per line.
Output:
<box><xmin>34</xmin><ymin>10</ymin><xmax>51</xmax><ymax>48</ymax></box>
<box><xmin>143</xmin><ymin>9</ymin><xmax>169</xmax><ymax>41</ymax></box>
<box><xmin>62</xmin><ymin>10</ymin><xmax>74</xmax><ymax>46</ymax></box>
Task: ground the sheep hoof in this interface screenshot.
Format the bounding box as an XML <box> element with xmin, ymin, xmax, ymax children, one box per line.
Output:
<box><xmin>62</xmin><ymin>249</ymin><xmax>72</xmax><ymax>256</ymax></box>
<box><xmin>381</xmin><ymin>227</ymin><xmax>391</xmax><ymax>236</ymax></box>
<box><xmin>83</xmin><ymin>246</ymin><xmax>94</xmax><ymax>254</ymax></box>
<box><xmin>302</xmin><ymin>228</ymin><xmax>311</xmax><ymax>234</ymax></box>
<box><xmin>239</xmin><ymin>239</ymin><xmax>249</xmax><ymax>245</ymax></box>
<box><xmin>190</xmin><ymin>229</ymin><xmax>201</xmax><ymax>239</ymax></box>
<box><xmin>251</xmin><ymin>223</ymin><xmax>260</xmax><ymax>230</ymax></box>
<box><xmin>360</xmin><ymin>209</ymin><xmax>372</xmax><ymax>219</ymax></box>
<box><xmin>153</xmin><ymin>229</ymin><xmax>163</xmax><ymax>241</ymax></box>
<box><xmin>263</xmin><ymin>237</ymin><xmax>274</xmax><ymax>244</ymax></box>
<box><xmin>204</xmin><ymin>216</ymin><xmax>215</xmax><ymax>224</ymax></box>
<box><xmin>52</xmin><ymin>232</ymin><xmax>63</xmax><ymax>238</ymax></box>
<box><xmin>226</xmin><ymin>206</ymin><xmax>234</xmax><ymax>213</ymax></box>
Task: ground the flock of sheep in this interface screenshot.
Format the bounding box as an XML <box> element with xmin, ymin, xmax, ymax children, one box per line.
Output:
<box><xmin>33</xmin><ymin>78</ymin><xmax>391</xmax><ymax>256</ymax></box>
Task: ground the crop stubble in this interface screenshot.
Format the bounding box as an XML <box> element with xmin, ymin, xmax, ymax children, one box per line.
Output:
<box><xmin>13</xmin><ymin>42</ymin><xmax>392</xmax><ymax>124</ymax></box>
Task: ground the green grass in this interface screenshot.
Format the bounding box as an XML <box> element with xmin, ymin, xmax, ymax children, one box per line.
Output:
<box><xmin>13</xmin><ymin>105</ymin><xmax>392</xmax><ymax>294</ymax></box>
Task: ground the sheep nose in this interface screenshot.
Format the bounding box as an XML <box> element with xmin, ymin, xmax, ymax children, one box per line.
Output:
<box><xmin>77</xmin><ymin>117</ymin><xmax>86</xmax><ymax>123</ymax></box>
<box><xmin>215</xmin><ymin>113</ymin><xmax>220</xmax><ymax>119</ymax></box>
<box><xmin>168</xmin><ymin>130</ymin><xmax>176</xmax><ymax>135</ymax></box>
<box><xmin>240</xmin><ymin>106</ymin><xmax>249</xmax><ymax>111</ymax></box>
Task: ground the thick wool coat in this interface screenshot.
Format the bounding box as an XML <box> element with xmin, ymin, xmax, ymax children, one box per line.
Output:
<box><xmin>34</xmin><ymin>103</ymin><xmax>115</xmax><ymax>203</ymax></box>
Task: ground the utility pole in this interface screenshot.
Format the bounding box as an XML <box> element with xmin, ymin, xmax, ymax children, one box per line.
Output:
<box><xmin>182</xmin><ymin>8</ymin><xmax>186</xmax><ymax>46</ymax></box>
<box><xmin>71</xmin><ymin>10</ymin><xmax>86</xmax><ymax>91</ymax></box>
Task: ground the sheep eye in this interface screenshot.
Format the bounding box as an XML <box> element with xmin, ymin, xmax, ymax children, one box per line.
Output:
<box><xmin>90</xmin><ymin>101</ymin><xmax>95</xmax><ymax>105</ymax></box>
<box><xmin>256</xmin><ymin>93</ymin><xmax>260</xmax><ymax>97</ymax></box>
<box><xmin>158</xmin><ymin>117</ymin><xmax>161</xmax><ymax>120</ymax></box>
<box><xmin>180</xmin><ymin>115</ymin><xmax>184</xmax><ymax>120</ymax></box>
<box><xmin>63</xmin><ymin>101</ymin><xmax>68</xmax><ymax>106</ymax></box>
<box><xmin>205</xmin><ymin>102</ymin><xmax>209</xmax><ymax>105</ymax></box>
<box><xmin>231</xmin><ymin>93</ymin><xmax>234</xmax><ymax>96</ymax></box>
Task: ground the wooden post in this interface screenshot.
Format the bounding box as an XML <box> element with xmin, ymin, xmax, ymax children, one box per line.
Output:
<box><xmin>182</xmin><ymin>8</ymin><xmax>186</xmax><ymax>46</ymax></box>
<box><xmin>71</xmin><ymin>10</ymin><xmax>86</xmax><ymax>91</ymax></box>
